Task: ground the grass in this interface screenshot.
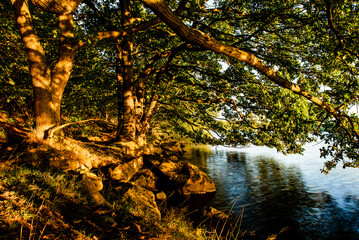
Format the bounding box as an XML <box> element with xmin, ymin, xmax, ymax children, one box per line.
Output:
<box><xmin>0</xmin><ymin>161</ymin><xmax>90</xmax><ymax>239</ymax></box>
<box><xmin>0</xmin><ymin>160</ymin><xmax>212</xmax><ymax>239</ymax></box>
<box><xmin>0</xmin><ymin>120</ymin><xmax>281</xmax><ymax>240</ymax></box>
<box><xmin>0</xmin><ymin>134</ymin><xmax>211</xmax><ymax>240</ymax></box>
<box><xmin>156</xmin><ymin>206</ymin><xmax>205</xmax><ymax>239</ymax></box>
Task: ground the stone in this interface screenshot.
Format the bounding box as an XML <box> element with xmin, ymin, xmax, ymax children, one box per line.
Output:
<box><xmin>169</xmin><ymin>155</ymin><xmax>179</xmax><ymax>162</ymax></box>
<box><xmin>84</xmin><ymin>172</ymin><xmax>103</xmax><ymax>191</ymax></box>
<box><xmin>203</xmin><ymin>207</ymin><xmax>229</xmax><ymax>220</ymax></box>
<box><xmin>110</xmin><ymin>157</ymin><xmax>143</xmax><ymax>182</ymax></box>
<box><xmin>156</xmin><ymin>191</ymin><xmax>166</xmax><ymax>201</ymax></box>
<box><xmin>152</xmin><ymin>146</ymin><xmax>164</xmax><ymax>156</ymax></box>
<box><xmin>160</xmin><ymin>141</ymin><xmax>183</xmax><ymax>155</ymax></box>
<box><xmin>49</xmin><ymin>155</ymin><xmax>80</xmax><ymax>172</ymax></box>
<box><xmin>176</xmin><ymin>163</ymin><xmax>216</xmax><ymax>195</ymax></box>
<box><xmin>132</xmin><ymin>169</ymin><xmax>157</xmax><ymax>190</ymax></box>
<box><xmin>23</xmin><ymin>146</ymin><xmax>80</xmax><ymax>171</ymax></box>
<box><xmin>157</xmin><ymin>159</ymin><xmax>183</xmax><ymax>179</ymax></box>
<box><xmin>113</xmin><ymin>141</ymin><xmax>148</xmax><ymax>158</ymax></box>
<box><xmin>119</xmin><ymin>183</ymin><xmax>161</xmax><ymax>222</ymax></box>
<box><xmin>142</xmin><ymin>144</ymin><xmax>156</xmax><ymax>156</ymax></box>
<box><xmin>81</xmin><ymin>173</ymin><xmax>111</xmax><ymax>207</ymax></box>
<box><xmin>145</xmin><ymin>156</ymin><xmax>216</xmax><ymax>197</ymax></box>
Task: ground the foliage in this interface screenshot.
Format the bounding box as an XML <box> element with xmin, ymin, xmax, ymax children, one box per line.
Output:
<box><xmin>0</xmin><ymin>1</ymin><xmax>33</xmax><ymax>124</ymax></box>
<box><xmin>3</xmin><ymin>0</ymin><xmax>359</xmax><ymax>170</ymax></box>
<box><xmin>62</xmin><ymin>42</ymin><xmax>118</xmax><ymax>120</ymax></box>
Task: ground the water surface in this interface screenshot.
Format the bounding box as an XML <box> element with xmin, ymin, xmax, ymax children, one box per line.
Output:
<box><xmin>181</xmin><ymin>144</ymin><xmax>359</xmax><ymax>239</ymax></box>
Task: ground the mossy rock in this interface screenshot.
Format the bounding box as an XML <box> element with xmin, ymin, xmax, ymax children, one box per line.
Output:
<box><xmin>117</xmin><ymin>183</ymin><xmax>161</xmax><ymax>222</ymax></box>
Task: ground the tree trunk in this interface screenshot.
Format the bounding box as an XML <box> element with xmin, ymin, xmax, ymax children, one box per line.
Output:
<box><xmin>51</xmin><ymin>14</ymin><xmax>79</xmax><ymax>127</ymax></box>
<box><xmin>118</xmin><ymin>0</ymin><xmax>137</xmax><ymax>141</ymax></box>
<box><xmin>115</xmin><ymin>40</ymin><xmax>124</xmax><ymax>135</ymax></box>
<box><xmin>29</xmin><ymin>0</ymin><xmax>82</xmax><ymax>15</ymax></box>
<box><xmin>12</xmin><ymin>0</ymin><xmax>78</xmax><ymax>139</ymax></box>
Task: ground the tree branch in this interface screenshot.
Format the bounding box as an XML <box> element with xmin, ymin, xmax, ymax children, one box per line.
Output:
<box><xmin>142</xmin><ymin>0</ymin><xmax>340</xmax><ymax>119</ymax></box>
<box><xmin>47</xmin><ymin>119</ymin><xmax>113</xmax><ymax>138</ymax></box>
<box><xmin>97</xmin><ymin>0</ymin><xmax>188</xmax><ymax>40</ymax></box>
<box><xmin>177</xmin><ymin>97</ymin><xmax>260</xmax><ymax>129</ymax></box>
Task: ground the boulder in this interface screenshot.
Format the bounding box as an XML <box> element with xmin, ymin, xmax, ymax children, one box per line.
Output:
<box><xmin>156</xmin><ymin>191</ymin><xmax>167</xmax><ymax>201</ymax></box>
<box><xmin>49</xmin><ymin>154</ymin><xmax>80</xmax><ymax>171</ymax></box>
<box><xmin>132</xmin><ymin>169</ymin><xmax>157</xmax><ymax>190</ymax></box>
<box><xmin>176</xmin><ymin>163</ymin><xmax>216</xmax><ymax>195</ymax></box>
<box><xmin>110</xmin><ymin>157</ymin><xmax>143</xmax><ymax>182</ymax></box>
<box><xmin>160</xmin><ymin>141</ymin><xmax>183</xmax><ymax>155</ymax></box>
<box><xmin>23</xmin><ymin>145</ymin><xmax>80</xmax><ymax>171</ymax></box>
<box><xmin>84</xmin><ymin>172</ymin><xmax>103</xmax><ymax>191</ymax></box>
<box><xmin>113</xmin><ymin>141</ymin><xmax>149</xmax><ymax>158</ymax></box>
<box><xmin>152</xmin><ymin>146</ymin><xmax>164</xmax><ymax>156</ymax></box>
<box><xmin>119</xmin><ymin>183</ymin><xmax>161</xmax><ymax>222</ymax></box>
<box><xmin>81</xmin><ymin>173</ymin><xmax>111</xmax><ymax>207</ymax></box>
<box><xmin>147</xmin><ymin>157</ymin><xmax>216</xmax><ymax>196</ymax></box>
<box><xmin>169</xmin><ymin>155</ymin><xmax>179</xmax><ymax>162</ymax></box>
<box><xmin>157</xmin><ymin>159</ymin><xmax>183</xmax><ymax>179</ymax></box>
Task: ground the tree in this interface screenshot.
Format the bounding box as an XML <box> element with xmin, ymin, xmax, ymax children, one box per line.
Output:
<box><xmin>141</xmin><ymin>0</ymin><xmax>359</xmax><ymax>171</ymax></box>
<box><xmin>10</xmin><ymin>0</ymin><xmax>81</xmax><ymax>139</ymax></box>
<box><xmin>6</xmin><ymin>0</ymin><xmax>359</xmax><ymax>171</ymax></box>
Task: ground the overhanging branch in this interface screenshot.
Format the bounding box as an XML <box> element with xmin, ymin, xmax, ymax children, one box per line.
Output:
<box><xmin>141</xmin><ymin>0</ymin><xmax>340</xmax><ymax>119</ymax></box>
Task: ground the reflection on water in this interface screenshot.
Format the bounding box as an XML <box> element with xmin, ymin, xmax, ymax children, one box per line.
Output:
<box><xmin>181</xmin><ymin>145</ymin><xmax>359</xmax><ymax>239</ymax></box>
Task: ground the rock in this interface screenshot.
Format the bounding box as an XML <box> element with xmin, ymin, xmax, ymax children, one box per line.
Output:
<box><xmin>81</xmin><ymin>173</ymin><xmax>111</xmax><ymax>207</ymax></box>
<box><xmin>49</xmin><ymin>155</ymin><xmax>80</xmax><ymax>171</ymax></box>
<box><xmin>157</xmin><ymin>159</ymin><xmax>183</xmax><ymax>179</ymax></box>
<box><xmin>152</xmin><ymin>146</ymin><xmax>164</xmax><ymax>156</ymax></box>
<box><xmin>169</xmin><ymin>155</ymin><xmax>179</xmax><ymax>162</ymax></box>
<box><xmin>160</xmin><ymin>141</ymin><xmax>183</xmax><ymax>155</ymax></box>
<box><xmin>132</xmin><ymin>169</ymin><xmax>157</xmax><ymax>190</ymax></box>
<box><xmin>156</xmin><ymin>191</ymin><xmax>166</xmax><ymax>201</ymax></box>
<box><xmin>142</xmin><ymin>144</ymin><xmax>156</xmax><ymax>156</ymax></box>
<box><xmin>23</xmin><ymin>146</ymin><xmax>50</xmax><ymax>169</ymax></box>
<box><xmin>113</xmin><ymin>141</ymin><xmax>149</xmax><ymax>158</ymax></box>
<box><xmin>146</xmin><ymin>158</ymin><xmax>215</xmax><ymax>196</ymax></box>
<box><xmin>176</xmin><ymin>163</ymin><xmax>216</xmax><ymax>195</ymax></box>
<box><xmin>119</xmin><ymin>183</ymin><xmax>161</xmax><ymax>222</ymax></box>
<box><xmin>84</xmin><ymin>172</ymin><xmax>103</xmax><ymax>191</ymax></box>
<box><xmin>110</xmin><ymin>157</ymin><xmax>143</xmax><ymax>182</ymax></box>
<box><xmin>23</xmin><ymin>146</ymin><xmax>80</xmax><ymax>171</ymax></box>
<box><xmin>203</xmin><ymin>207</ymin><xmax>230</xmax><ymax>220</ymax></box>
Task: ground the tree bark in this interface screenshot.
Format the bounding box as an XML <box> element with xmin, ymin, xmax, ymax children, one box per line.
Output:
<box><xmin>115</xmin><ymin>40</ymin><xmax>124</xmax><ymax>135</ymax></box>
<box><xmin>51</xmin><ymin>14</ymin><xmax>79</xmax><ymax>126</ymax></box>
<box><xmin>11</xmin><ymin>0</ymin><xmax>79</xmax><ymax>139</ymax></box>
<box><xmin>29</xmin><ymin>0</ymin><xmax>82</xmax><ymax>15</ymax></box>
<box><xmin>118</xmin><ymin>0</ymin><xmax>136</xmax><ymax>141</ymax></box>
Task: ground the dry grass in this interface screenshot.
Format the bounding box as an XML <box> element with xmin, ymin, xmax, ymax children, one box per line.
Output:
<box><xmin>0</xmin><ymin>162</ymin><xmax>91</xmax><ymax>239</ymax></box>
<box><xmin>0</xmin><ymin>160</ymin><xmax>212</xmax><ymax>240</ymax></box>
<box><xmin>0</xmin><ymin>124</ymin><xmax>209</xmax><ymax>240</ymax></box>
<box><xmin>0</xmin><ymin>121</ymin><xmax>264</xmax><ymax>240</ymax></box>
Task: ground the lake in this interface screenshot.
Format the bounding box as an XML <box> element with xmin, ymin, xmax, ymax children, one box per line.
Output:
<box><xmin>181</xmin><ymin>144</ymin><xmax>359</xmax><ymax>239</ymax></box>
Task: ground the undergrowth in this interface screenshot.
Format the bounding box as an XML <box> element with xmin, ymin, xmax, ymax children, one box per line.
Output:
<box><xmin>0</xmin><ymin>144</ymin><xmax>210</xmax><ymax>240</ymax></box>
<box><xmin>0</xmin><ymin>121</ymin><xmax>283</xmax><ymax>240</ymax></box>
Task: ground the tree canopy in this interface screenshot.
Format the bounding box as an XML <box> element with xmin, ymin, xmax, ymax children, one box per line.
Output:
<box><xmin>3</xmin><ymin>0</ymin><xmax>359</xmax><ymax>172</ymax></box>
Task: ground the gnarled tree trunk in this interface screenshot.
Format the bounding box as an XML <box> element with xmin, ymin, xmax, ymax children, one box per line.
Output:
<box><xmin>115</xmin><ymin>0</ymin><xmax>160</xmax><ymax>148</ymax></box>
<box><xmin>11</xmin><ymin>0</ymin><xmax>79</xmax><ymax>139</ymax></box>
